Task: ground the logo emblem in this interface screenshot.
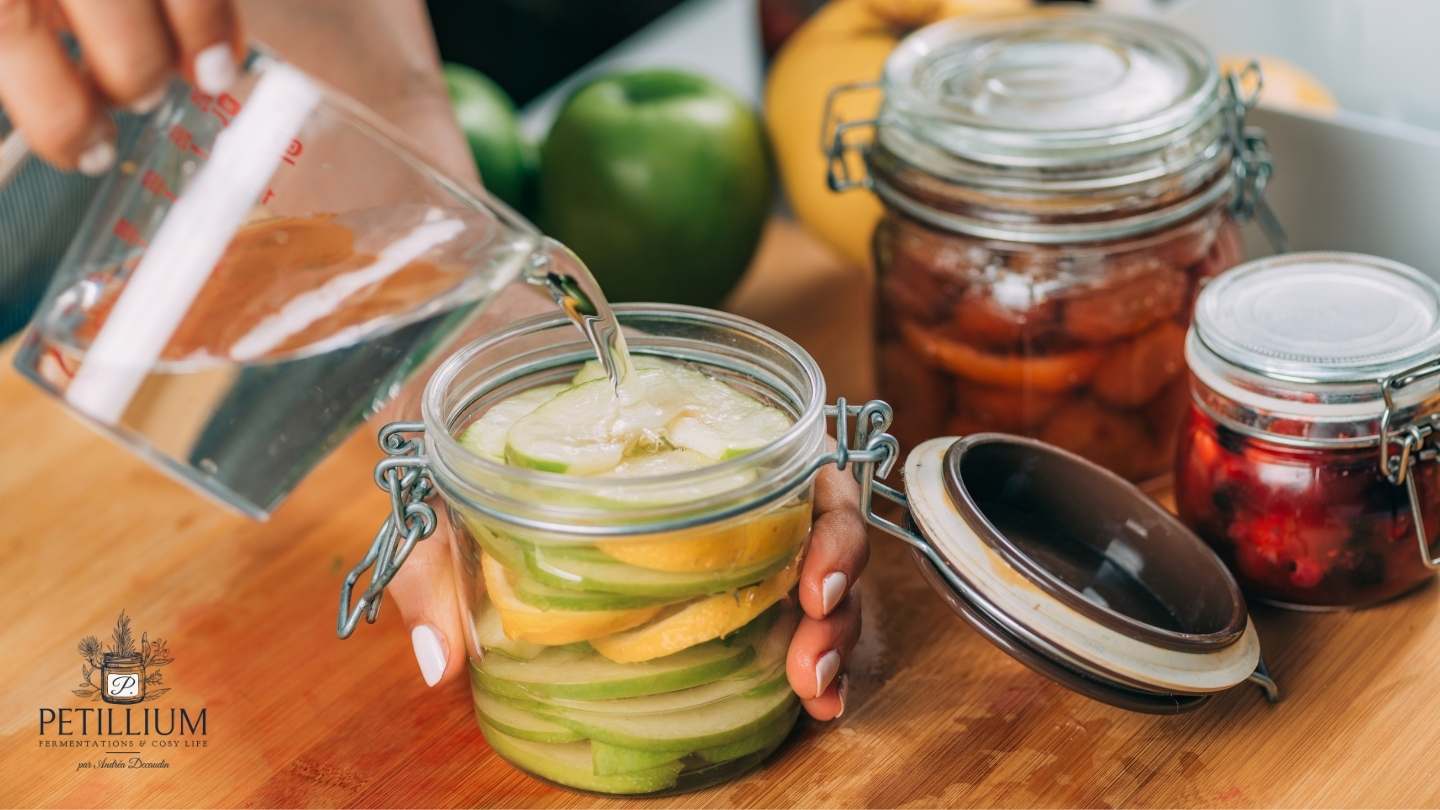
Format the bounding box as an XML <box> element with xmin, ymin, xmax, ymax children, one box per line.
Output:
<box><xmin>74</xmin><ymin>611</ymin><xmax>172</xmax><ymax>704</ymax></box>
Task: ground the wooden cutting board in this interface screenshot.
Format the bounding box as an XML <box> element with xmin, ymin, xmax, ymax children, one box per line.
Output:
<box><xmin>2</xmin><ymin>220</ymin><xmax>1439</xmax><ymax>808</ymax></box>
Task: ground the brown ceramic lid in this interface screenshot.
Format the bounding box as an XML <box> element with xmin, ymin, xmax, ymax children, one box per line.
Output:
<box><xmin>901</xmin><ymin>434</ymin><xmax>1261</xmax><ymax>705</ymax></box>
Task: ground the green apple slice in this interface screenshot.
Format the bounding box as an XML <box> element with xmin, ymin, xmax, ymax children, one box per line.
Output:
<box><xmin>504</xmin><ymin>369</ymin><xmax>696</xmax><ymax>474</ymax></box>
<box><xmin>474</xmin><ymin>637</ymin><xmax>754</xmax><ymax>701</ymax></box>
<box><xmin>593</xmin><ymin>449</ymin><xmax>757</xmax><ymax>507</ymax></box>
<box><xmin>666</xmin><ymin>376</ymin><xmax>792</xmax><ymax>460</ymax></box>
<box><xmin>696</xmin><ymin>702</ymin><xmax>799</xmax><ymax>764</ymax></box>
<box><xmin>480</xmin><ymin>723</ymin><xmax>683</xmax><ymax>794</ymax></box>
<box><xmin>504</xmin><ymin>379</ymin><xmax>629</xmax><ymax>473</ymax></box>
<box><xmin>539</xmin><ymin>665</ymin><xmax>785</xmax><ymax>717</ymax></box>
<box><xmin>526</xmin><ymin>539</ymin><xmax>795</xmax><ymax>598</ymax></box>
<box><xmin>590</xmin><ymin>741</ymin><xmax>684</xmax><ymax>776</ymax></box>
<box><xmin>458</xmin><ymin>384</ymin><xmax>569</xmax><ymax>462</ymax></box>
<box><xmin>474</xmin><ymin>603</ymin><xmax>544</xmax><ymax>660</ymax></box>
<box><xmin>473</xmin><ymin>690</ymin><xmax>583</xmax><ymax>743</ymax></box>
<box><xmin>535</xmin><ymin>677</ymin><xmax>797</xmax><ymax>752</ymax></box>
<box><xmin>512</xmin><ymin>565</ymin><xmax>678</xmax><ymax>611</ymax></box>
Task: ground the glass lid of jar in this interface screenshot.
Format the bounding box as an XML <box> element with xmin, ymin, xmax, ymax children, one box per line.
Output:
<box><xmin>1196</xmin><ymin>253</ymin><xmax>1440</xmax><ymax>384</ymax></box>
<box><xmin>880</xmin><ymin>12</ymin><xmax>1220</xmax><ymax>170</ymax></box>
<box><xmin>1188</xmin><ymin>253</ymin><xmax>1440</xmax><ymax>441</ymax></box>
<box><xmin>876</xmin><ymin>431</ymin><xmax>1276</xmax><ymax>714</ymax></box>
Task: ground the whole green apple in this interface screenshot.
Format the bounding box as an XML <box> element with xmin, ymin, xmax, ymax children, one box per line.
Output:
<box><xmin>539</xmin><ymin>70</ymin><xmax>773</xmax><ymax>307</ymax></box>
<box><xmin>443</xmin><ymin>63</ymin><xmax>534</xmax><ymax>214</ymax></box>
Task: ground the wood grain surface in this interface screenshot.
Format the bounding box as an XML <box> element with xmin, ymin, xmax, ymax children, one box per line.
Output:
<box><xmin>3</xmin><ymin>221</ymin><xmax>1440</xmax><ymax>808</ymax></box>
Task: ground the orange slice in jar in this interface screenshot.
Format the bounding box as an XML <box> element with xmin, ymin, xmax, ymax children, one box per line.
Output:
<box><xmin>1090</xmin><ymin>322</ymin><xmax>1188</xmax><ymax>408</ymax></box>
<box><xmin>589</xmin><ymin>556</ymin><xmax>801</xmax><ymax>663</ymax></box>
<box><xmin>1061</xmin><ymin>264</ymin><xmax>1187</xmax><ymax>344</ymax></box>
<box><xmin>952</xmin><ymin>381</ymin><xmax>1066</xmax><ymax>432</ymax></box>
<box><xmin>898</xmin><ymin>319</ymin><xmax>1103</xmax><ymax>393</ymax></box>
<box><xmin>949</xmin><ymin>286</ymin><xmax>1061</xmax><ymax>348</ymax></box>
<box><xmin>481</xmin><ymin>553</ymin><xmax>664</xmax><ymax>645</ymax></box>
<box><xmin>598</xmin><ymin>502</ymin><xmax>810</xmax><ymax>574</ymax></box>
<box><xmin>877</xmin><ymin>341</ymin><xmax>952</xmax><ymax>447</ymax></box>
<box><xmin>1039</xmin><ymin>398</ymin><xmax>1162</xmax><ymax>482</ymax></box>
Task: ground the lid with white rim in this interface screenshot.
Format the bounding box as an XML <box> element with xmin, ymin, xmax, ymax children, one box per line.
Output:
<box><xmin>890</xmin><ymin>433</ymin><xmax>1269</xmax><ymax>714</ymax></box>
<box><xmin>1188</xmin><ymin>252</ymin><xmax>1440</xmax><ymax>445</ymax></box>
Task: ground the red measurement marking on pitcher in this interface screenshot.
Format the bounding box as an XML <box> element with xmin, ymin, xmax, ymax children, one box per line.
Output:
<box><xmin>112</xmin><ymin>218</ymin><xmax>147</xmax><ymax>248</ymax></box>
<box><xmin>141</xmin><ymin>170</ymin><xmax>176</xmax><ymax>202</ymax></box>
<box><xmin>168</xmin><ymin>124</ymin><xmax>208</xmax><ymax>158</ymax></box>
<box><xmin>186</xmin><ymin>91</ymin><xmax>307</xmax><ymax>205</ymax></box>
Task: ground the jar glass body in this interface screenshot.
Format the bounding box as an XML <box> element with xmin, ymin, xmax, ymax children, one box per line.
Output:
<box><xmin>421</xmin><ymin>306</ymin><xmax>825</xmax><ymax>796</ymax></box>
<box><xmin>875</xmin><ymin>197</ymin><xmax>1244</xmax><ymax>482</ymax></box>
<box><xmin>1175</xmin><ymin>397</ymin><xmax>1439</xmax><ymax>609</ymax></box>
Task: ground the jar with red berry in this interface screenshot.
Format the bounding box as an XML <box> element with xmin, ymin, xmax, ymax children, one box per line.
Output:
<box><xmin>1177</xmin><ymin>253</ymin><xmax>1440</xmax><ymax>609</ymax></box>
<box><xmin>822</xmin><ymin>11</ymin><xmax>1283</xmax><ymax>482</ymax></box>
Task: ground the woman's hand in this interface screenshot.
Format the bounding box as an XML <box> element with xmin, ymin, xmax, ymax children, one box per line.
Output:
<box><xmin>0</xmin><ymin>0</ymin><xmax>242</xmax><ymax>172</ymax></box>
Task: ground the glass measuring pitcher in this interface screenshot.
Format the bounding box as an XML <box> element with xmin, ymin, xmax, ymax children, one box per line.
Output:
<box><xmin>5</xmin><ymin>48</ymin><xmax>540</xmax><ymax>518</ymax></box>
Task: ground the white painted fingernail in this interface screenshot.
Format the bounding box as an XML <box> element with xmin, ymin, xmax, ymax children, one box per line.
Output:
<box><xmin>821</xmin><ymin>571</ymin><xmax>847</xmax><ymax>616</ymax></box>
<box><xmin>77</xmin><ymin>138</ymin><xmax>115</xmax><ymax>176</ymax></box>
<box><xmin>128</xmin><ymin>84</ymin><xmax>167</xmax><ymax>114</ymax></box>
<box><xmin>411</xmin><ymin>624</ymin><xmax>446</xmax><ymax>687</ymax></box>
<box><xmin>835</xmin><ymin>674</ymin><xmax>849</xmax><ymax>718</ymax></box>
<box><xmin>814</xmin><ymin>649</ymin><xmax>840</xmax><ymax>699</ymax></box>
<box><xmin>195</xmin><ymin>44</ymin><xmax>238</xmax><ymax>95</ymax></box>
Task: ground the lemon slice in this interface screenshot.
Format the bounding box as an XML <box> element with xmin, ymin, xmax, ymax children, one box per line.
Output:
<box><xmin>599</xmin><ymin>501</ymin><xmax>810</xmax><ymax>573</ymax></box>
<box><xmin>589</xmin><ymin>556</ymin><xmax>801</xmax><ymax>663</ymax></box>
<box><xmin>481</xmin><ymin>552</ymin><xmax>663</xmax><ymax>644</ymax></box>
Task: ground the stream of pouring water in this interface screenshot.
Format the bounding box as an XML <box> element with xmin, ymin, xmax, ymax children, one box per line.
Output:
<box><xmin>524</xmin><ymin>237</ymin><xmax>635</xmax><ymax>389</ymax></box>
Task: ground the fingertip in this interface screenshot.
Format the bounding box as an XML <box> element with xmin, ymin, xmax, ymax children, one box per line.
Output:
<box><xmin>194</xmin><ymin>42</ymin><xmax>237</xmax><ymax>95</ymax></box>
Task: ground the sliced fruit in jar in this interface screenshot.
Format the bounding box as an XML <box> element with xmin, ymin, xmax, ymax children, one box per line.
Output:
<box><xmin>527</xmin><ymin>536</ymin><xmax>796</xmax><ymax>598</ymax></box>
<box><xmin>1090</xmin><ymin>322</ymin><xmax>1187</xmax><ymax>408</ymax></box>
<box><xmin>1039</xmin><ymin>399</ymin><xmax>1161</xmax><ymax>482</ymax></box>
<box><xmin>482</xmin><ymin>552</ymin><xmax>663</xmax><ymax>644</ymax></box>
<box><xmin>504</xmin><ymin>379</ymin><xmax>630</xmax><ymax>474</ymax></box>
<box><xmin>594</xmin><ymin>449</ymin><xmax>757</xmax><ymax>508</ymax></box>
<box><xmin>541</xmin><ymin>664</ymin><xmax>786</xmax><ymax>717</ymax></box>
<box><xmin>475</xmin><ymin>635</ymin><xmax>755</xmax><ymax>701</ymax></box>
<box><xmin>695</xmin><ymin>701</ymin><xmax>799</xmax><ymax>764</ymax></box>
<box><xmin>473</xmin><ymin>689</ymin><xmax>585</xmax><ymax>744</ymax></box>
<box><xmin>950</xmin><ymin>283</ymin><xmax>1060</xmax><ymax>348</ymax></box>
<box><xmin>480</xmin><ymin>723</ymin><xmax>684</xmax><ymax>794</ymax></box>
<box><xmin>512</xmin><ymin>565</ymin><xmax>680</xmax><ymax>611</ymax></box>
<box><xmin>952</xmin><ymin>382</ymin><xmax>1066</xmax><ymax>432</ymax></box>
<box><xmin>474</xmin><ymin>603</ymin><xmax>544</xmax><ymax>660</ymax></box>
<box><xmin>571</xmin><ymin>356</ymin><xmax>669</xmax><ymax>385</ymax></box>
<box><xmin>534</xmin><ymin>676</ymin><xmax>797</xmax><ymax>752</ymax></box>
<box><xmin>899</xmin><ymin>320</ymin><xmax>1102</xmax><ymax>393</ymax></box>
<box><xmin>1061</xmin><ymin>265</ymin><xmax>1187</xmax><ymax>343</ymax></box>
<box><xmin>459</xmin><ymin>384</ymin><xmax>570</xmax><ymax>461</ymax></box>
<box><xmin>591</xmin><ymin>741</ymin><xmax>685</xmax><ymax>776</ymax></box>
<box><xmin>598</xmin><ymin>501</ymin><xmax>809</xmax><ymax>573</ymax></box>
<box><xmin>542</xmin><ymin>610</ymin><xmax>796</xmax><ymax>714</ymax></box>
<box><xmin>589</xmin><ymin>699</ymin><xmax>798</xmax><ymax>776</ymax></box>
<box><xmin>667</xmin><ymin>375</ymin><xmax>792</xmax><ymax>460</ymax></box>
<box><xmin>589</xmin><ymin>557</ymin><xmax>800</xmax><ymax>663</ymax></box>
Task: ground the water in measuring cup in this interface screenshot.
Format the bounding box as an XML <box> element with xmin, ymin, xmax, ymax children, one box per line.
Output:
<box><xmin>16</xmin><ymin>205</ymin><xmax>537</xmax><ymax>518</ymax></box>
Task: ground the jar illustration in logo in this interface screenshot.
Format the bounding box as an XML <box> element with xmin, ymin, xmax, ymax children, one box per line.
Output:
<box><xmin>101</xmin><ymin>652</ymin><xmax>146</xmax><ymax>704</ymax></box>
